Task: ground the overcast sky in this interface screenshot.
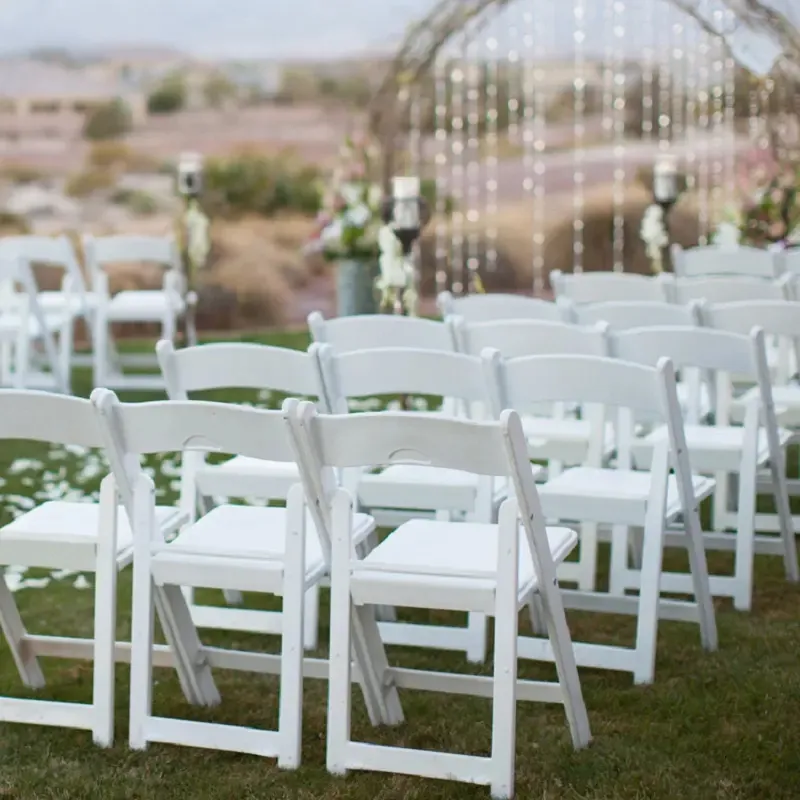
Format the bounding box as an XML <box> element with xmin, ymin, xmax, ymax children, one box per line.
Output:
<box><xmin>0</xmin><ymin>0</ymin><xmax>706</xmax><ymax>60</ymax></box>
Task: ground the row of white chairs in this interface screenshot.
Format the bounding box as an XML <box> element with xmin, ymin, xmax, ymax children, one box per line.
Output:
<box><xmin>0</xmin><ymin>386</ymin><xmax>591</xmax><ymax>797</ymax></box>
<box><xmin>0</xmin><ymin>234</ymin><xmax>188</xmax><ymax>394</ymax></box>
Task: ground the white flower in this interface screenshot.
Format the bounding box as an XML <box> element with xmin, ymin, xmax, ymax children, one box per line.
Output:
<box><xmin>340</xmin><ymin>182</ymin><xmax>363</xmax><ymax>207</ymax></box>
<box><xmin>345</xmin><ymin>204</ymin><xmax>371</xmax><ymax>228</ymax></box>
<box><xmin>321</xmin><ymin>220</ymin><xmax>343</xmax><ymax>242</ymax></box>
<box><xmin>788</xmin><ymin>226</ymin><xmax>800</xmax><ymax>245</ymax></box>
<box><xmin>368</xmin><ymin>183</ymin><xmax>383</xmax><ymax>209</ymax></box>
<box><xmin>715</xmin><ymin>221</ymin><xmax>741</xmax><ymax>249</ymax></box>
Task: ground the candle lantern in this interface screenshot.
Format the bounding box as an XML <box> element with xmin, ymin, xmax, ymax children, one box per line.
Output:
<box><xmin>652</xmin><ymin>155</ymin><xmax>681</xmax><ymax>272</ymax></box>
<box><xmin>378</xmin><ymin>176</ymin><xmax>431</xmax><ymax>315</ymax></box>
<box><xmin>175</xmin><ymin>151</ymin><xmax>209</xmax><ymax>346</ymax></box>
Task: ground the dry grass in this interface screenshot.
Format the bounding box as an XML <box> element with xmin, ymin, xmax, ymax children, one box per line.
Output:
<box><xmin>421</xmin><ymin>184</ymin><xmax>703</xmax><ymax>296</ymax></box>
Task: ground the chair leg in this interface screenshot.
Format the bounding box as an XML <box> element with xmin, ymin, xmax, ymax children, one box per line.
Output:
<box><xmin>733</xmin><ymin>460</ymin><xmax>757</xmax><ymax>612</ymax></box>
<box><xmin>92</xmin><ymin>313</ymin><xmax>108</xmax><ymax>388</ymax></box>
<box><xmin>525</xmin><ymin>593</ymin><xmax>547</xmax><ymax>636</ymax></box>
<box><xmin>609</xmin><ymin>524</ymin><xmax>629</xmax><ymax>596</ymax></box>
<box><xmin>576</xmin><ymin>522</ymin><xmax>598</xmax><ymax>592</ymax></box>
<box><xmin>0</xmin><ymin>575</ymin><xmax>45</xmax><ymax>688</ymax></box>
<box><xmin>768</xmin><ymin>445</ymin><xmax>800</xmax><ymax>583</ymax></box>
<box><xmin>303</xmin><ymin>584</ymin><xmax>320</xmax><ymax>651</ymax></box>
<box><xmin>277</xmin><ymin>488</ymin><xmax>306</xmax><ymax>770</ymax></box>
<box><xmin>490</xmin><ymin>501</ymin><xmax>519</xmax><ymax>800</ymax></box>
<box><xmin>465</xmin><ymin>612</ymin><xmax>488</xmax><ymax>664</ymax></box>
<box><xmin>92</xmin><ymin>476</ymin><xmax>118</xmax><ymax>747</ymax></box>
<box><xmin>631</xmin><ymin>518</ymin><xmax>666</xmax><ymax>686</ymax></box>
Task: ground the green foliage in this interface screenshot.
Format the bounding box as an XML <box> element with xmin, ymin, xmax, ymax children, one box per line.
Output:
<box><xmin>147</xmin><ymin>73</ymin><xmax>187</xmax><ymax>115</ymax></box>
<box><xmin>82</xmin><ymin>99</ymin><xmax>132</xmax><ymax>141</ymax></box>
<box><xmin>420</xmin><ymin>177</ymin><xmax>455</xmax><ymax>215</ymax></box>
<box><xmin>65</xmin><ymin>168</ymin><xmax>115</xmax><ymax>197</ymax></box>
<box><xmin>110</xmin><ymin>188</ymin><xmax>159</xmax><ymax>216</ymax></box>
<box><xmin>203</xmin><ymin>152</ymin><xmax>322</xmax><ymax>217</ymax></box>
<box><xmin>739</xmin><ymin>168</ymin><xmax>800</xmax><ymax>247</ymax></box>
<box><xmin>203</xmin><ymin>72</ymin><xmax>238</xmax><ymax>109</ymax></box>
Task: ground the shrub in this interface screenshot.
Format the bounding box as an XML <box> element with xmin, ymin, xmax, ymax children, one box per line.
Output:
<box><xmin>88</xmin><ymin>141</ymin><xmax>158</xmax><ymax>172</ymax></box>
<box><xmin>203</xmin><ymin>72</ymin><xmax>238</xmax><ymax>109</ymax></box>
<box><xmin>0</xmin><ymin>164</ymin><xmax>44</xmax><ymax>184</ymax></box>
<box><xmin>203</xmin><ymin>152</ymin><xmax>322</xmax><ymax>218</ymax></box>
<box><xmin>83</xmin><ymin>99</ymin><xmax>132</xmax><ymax>140</ymax></box>
<box><xmin>147</xmin><ymin>74</ymin><xmax>187</xmax><ymax>114</ymax></box>
<box><xmin>110</xmin><ymin>188</ymin><xmax>159</xmax><ymax>215</ymax></box>
<box><xmin>65</xmin><ymin>168</ymin><xmax>115</xmax><ymax>197</ymax></box>
<box><xmin>0</xmin><ymin>211</ymin><xmax>30</xmax><ymax>234</ymax></box>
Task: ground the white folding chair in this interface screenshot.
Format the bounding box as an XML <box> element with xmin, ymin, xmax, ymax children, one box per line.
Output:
<box><xmin>158</xmin><ymin>339</ymin><xmax>331</xmax><ymax>648</ymax></box>
<box><xmin>550</xmin><ymin>269</ymin><xmax>671</xmax><ymax>304</ymax></box>
<box><xmin>0</xmin><ymin>251</ymin><xmax>70</xmax><ymax>393</ymax></box>
<box><xmin>315</xmin><ymin>343</ymin><xmax>528</xmax><ymax>662</ymax></box>
<box><xmin>671</xmin><ymin>243</ymin><xmax>783</xmax><ymax>279</ymax></box>
<box><xmin>0</xmin><ymin>390</ymin><xmax>196</xmax><ymax>746</ymax></box>
<box><xmin>452</xmin><ymin>314</ymin><xmax>613</xmax><ymax>476</ymax></box>
<box><xmin>91</xmin><ymin>389</ymin><xmax>388</xmax><ymax>768</ymax></box>
<box><xmin>84</xmin><ymin>234</ymin><xmax>187</xmax><ymax>391</ymax></box>
<box><xmin>484</xmin><ymin>351</ymin><xmax>718</xmax><ymax>684</ymax></box>
<box><xmin>568</xmin><ymin>300</ymin><xmax>712</xmax><ymax>422</ymax></box>
<box><xmin>778</xmin><ymin>248</ymin><xmax>800</xmax><ymax>299</ymax></box>
<box><xmin>667</xmin><ymin>275</ymin><xmax>789</xmax><ymax>305</ymax></box>
<box><xmin>611</xmin><ymin>326</ymin><xmax>798</xmax><ymax>609</ymax></box>
<box><xmin>287</xmin><ymin>400</ymin><xmax>591</xmax><ymax>798</ymax></box>
<box><xmin>437</xmin><ymin>290</ymin><xmax>568</xmax><ymax>322</ymax></box>
<box><xmin>0</xmin><ymin>235</ymin><xmax>97</xmax><ymax>362</ymax></box>
<box><xmin>703</xmin><ymin>299</ymin><xmax>800</xmax><ymax>537</ymax></box>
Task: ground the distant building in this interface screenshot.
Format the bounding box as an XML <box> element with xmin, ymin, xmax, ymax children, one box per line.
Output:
<box><xmin>0</xmin><ymin>59</ymin><xmax>148</xmax><ymax>127</ymax></box>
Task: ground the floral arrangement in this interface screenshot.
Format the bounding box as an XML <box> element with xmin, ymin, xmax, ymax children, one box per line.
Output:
<box><xmin>639</xmin><ymin>205</ymin><xmax>669</xmax><ymax>273</ymax></box>
<box><xmin>714</xmin><ymin>150</ymin><xmax>800</xmax><ymax>249</ymax></box>
<box><xmin>306</xmin><ymin>136</ymin><xmax>383</xmax><ymax>262</ymax></box>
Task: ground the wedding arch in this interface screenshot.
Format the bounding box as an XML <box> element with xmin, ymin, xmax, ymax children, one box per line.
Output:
<box><xmin>369</xmin><ymin>0</ymin><xmax>800</xmax><ymax>294</ymax></box>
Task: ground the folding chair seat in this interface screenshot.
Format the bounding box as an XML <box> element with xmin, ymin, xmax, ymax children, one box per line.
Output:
<box><xmin>286</xmin><ymin>401</ymin><xmax>591</xmax><ymax>798</ymax></box>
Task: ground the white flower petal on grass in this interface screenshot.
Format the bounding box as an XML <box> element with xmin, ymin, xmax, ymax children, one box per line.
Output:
<box><xmin>50</xmin><ymin>568</ymin><xmax>77</xmax><ymax>581</ymax></box>
<box><xmin>19</xmin><ymin>577</ymin><xmax>50</xmax><ymax>590</ymax></box>
<box><xmin>9</xmin><ymin>459</ymin><xmax>44</xmax><ymax>475</ymax></box>
<box><xmin>73</xmin><ymin>575</ymin><xmax>91</xmax><ymax>590</ymax></box>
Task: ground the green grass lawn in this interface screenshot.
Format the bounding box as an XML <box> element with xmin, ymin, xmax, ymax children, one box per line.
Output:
<box><xmin>0</xmin><ymin>333</ymin><xmax>798</xmax><ymax>799</ymax></box>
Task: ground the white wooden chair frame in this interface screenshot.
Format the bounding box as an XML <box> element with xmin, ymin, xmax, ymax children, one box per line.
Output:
<box><xmin>484</xmin><ymin>351</ymin><xmax>719</xmax><ymax>684</ymax></box>
<box><xmin>287</xmin><ymin>400</ymin><xmax>591</xmax><ymax>798</ymax></box>
<box><xmin>0</xmin><ymin>391</ymin><xmax>199</xmax><ymax>746</ymax></box>
<box><xmin>702</xmin><ymin>299</ymin><xmax>800</xmax><ymax>547</ymax></box>
<box><xmin>314</xmin><ymin>343</ymin><xmax>522</xmax><ymax>663</ymax></box>
<box><xmin>671</xmin><ymin>243</ymin><xmax>783</xmax><ymax>280</ymax></box>
<box><xmin>84</xmin><ymin>234</ymin><xmax>188</xmax><ymax>391</ymax></box>
<box><xmin>611</xmin><ymin>325</ymin><xmax>798</xmax><ymax>609</ymax></box>
<box><xmin>568</xmin><ymin>299</ymin><xmax>712</xmax><ymax>423</ymax></box>
<box><xmin>157</xmin><ymin>339</ymin><xmax>332</xmax><ymax>650</ymax></box>
<box><xmin>0</xmin><ymin>235</ymin><xmax>96</xmax><ymax>369</ymax></box>
<box><xmin>437</xmin><ymin>290</ymin><xmax>569</xmax><ymax>323</ymax></box>
<box><xmin>0</xmin><ymin>252</ymin><xmax>71</xmax><ymax>393</ymax></box>
<box><xmin>91</xmin><ymin>389</ymin><xmax>390</xmax><ymax>767</ymax></box>
<box><xmin>550</xmin><ymin>269</ymin><xmax>672</xmax><ymax>305</ymax></box>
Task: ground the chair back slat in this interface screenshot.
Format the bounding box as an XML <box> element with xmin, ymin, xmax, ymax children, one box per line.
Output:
<box><xmin>454</xmin><ymin>317</ymin><xmax>608</xmax><ymax>359</ymax></box>
<box><xmin>307</xmin><ymin>311</ymin><xmax>454</xmax><ymax>354</ymax></box>
<box><xmin>670</xmin><ymin>276</ymin><xmax>787</xmax><ymax>304</ymax></box>
<box><xmin>437</xmin><ymin>292</ymin><xmax>565</xmax><ymax>323</ymax></box>
<box><xmin>550</xmin><ymin>270</ymin><xmax>668</xmax><ymax>304</ymax></box>
<box><xmin>316</xmin><ymin>345</ymin><xmax>489</xmax><ymax>413</ymax></box>
<box><xmin>156</xmin><ymin>340</ymin><xmax>326</xmax><ymax>403</ymax></box>
<box><xmin>573</xmin><ymin>300</ymin><xmax>700</xmax><ymax>330</ymax></box>
<box><xmin>0</xmin><ymin>390</ymin><xmax>102</xmax><ymax>447</ymax></box>
<box><xmin>83</xmin><ymin>235</ymin><xmax>180</xmax><ymax>272</ymax></box>
<box><xmin>672</xmin><ymin>244</ymin><xmax>779</xmax><ymax>279</ymax></box>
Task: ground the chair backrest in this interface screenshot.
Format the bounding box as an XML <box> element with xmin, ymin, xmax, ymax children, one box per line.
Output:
<box><xmin>452</xmin><ymin>317</ymin><xmax>609</xmax><ymax>359</ymax></box>
<box><xmin>0</xmin><ymin>390</ymin><xmax>103</xmax><ymax>449</ymax></box>
<box><xmin>314</xmin><ymin>343</ymin><xmax>491</xmax><ymax>415</ymax></box>
<box><xmin>0</xmin><ymin>235</ymin><xmax>89</xmax><ymax>299</ymax></box>
<box><xmin>83</xmin><ymin>235</ymin><xmax>181</xmax><ymax>295</ymax></box>
<box><xmin>609</xmin><ymin>325</ymin><xmax>763</xmax><ymax>422</ymax></box>
<box><xmin>669</xmin><ymin>275</ymin><xmax>788</xmax><ymax>304</ymax></box>
<box><xmin>550</xmin><ymin>269</ymin><xmax>669</xmax><ymax>304</ymax></box>
<box><xmin>570</xmin><ymin>299</ymin><xmax>702</xmax><ymax>330</ymax></box>
<box><xmin>156</xmin><ymin>340</ymin><xmax>330</xmax><ymax>410</ymax></box>
<box><xmin>437</xmin><ymin>290</ymin><xmax>566</xmax><ymax>323</ymax></box>
<box><xmin>778</xmin><ymin>249</ymin><xmax>800</xmax><ymax>293</ymax></box>
<box><xmin>307</xmin><ymin>311</ymin><xmax>455</xmax><ymax>354</ymax></box>
<box><xmin>671</xmin><ymin>243</ymin><xmax>780</xmax><ymax>279</ymax></box>
<box><xmin>91</xmin><ymin>388</ymin><xmax>297</xmax><ymax>517</ymax></box>
<box><xmin>286</xmin><ymin>398</ymin><xmax>557</xmax><ymax>577</ymax></box>
<box><xmin>700</xmin><ymin>299</ymin><xmax>800</xmax><ymax>385</ymax></box>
